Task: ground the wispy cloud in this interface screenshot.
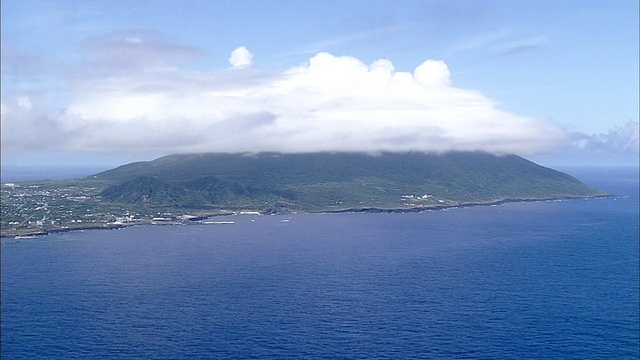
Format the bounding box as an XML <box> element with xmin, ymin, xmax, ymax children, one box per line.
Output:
<box><xmin>492</xmin><ymin>36</ymin><xmax>549</xmax><ymax>57</ymax></box>
<box><xmin>80</xmin><ymin>29</ymin><xmax>206</xmax><ymax>73</ymax></box>
<box><xmin>448</xmin><ymin>28</ymin><xmax>514</xmax><ymax>53</ymax></box>
<box><xmin>0</xmin><ymin>47</ymin><xmax>47</xmax><ymax>81</ymax></box>
<box><xmin>448</xmin><ymin>28</ymin><xmax>548</xmax><ymax>58</ymax></box>
<box><xmin>283</xmin><ymin>23</ymin><xmax>414</xmax><ymax>56</ymax></box>
<box><xmin>17</xmin><ymin>1</ymin><xmax>113</xmax><ymax>37</ymax></box>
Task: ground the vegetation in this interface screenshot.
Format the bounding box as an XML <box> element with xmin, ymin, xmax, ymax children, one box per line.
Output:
<box><xmin>95</xmin><ymin>151</ymin><xmax>606</xmax><ymax>209</ymax></box>
<box><xmin>1</xmin><ymin>151</ymin><xmax>609</xmax><ymax>237</ymax></box>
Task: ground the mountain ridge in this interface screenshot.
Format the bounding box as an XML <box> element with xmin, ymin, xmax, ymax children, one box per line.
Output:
<box><xmin>95</xmin><ymin>151</ymin><xmax>608</xmax><ymax>213</ymax></box>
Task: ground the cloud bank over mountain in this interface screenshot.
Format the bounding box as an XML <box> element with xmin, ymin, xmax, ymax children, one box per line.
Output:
<box><xmin>0</xmin><ymin>30</ymin><xmax>629</xmax><ymax>158</ymax></box>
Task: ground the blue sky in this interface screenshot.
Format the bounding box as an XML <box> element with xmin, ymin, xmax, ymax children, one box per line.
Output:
<box><xmin>1</xmin><ymin>0</ymin><xmax>638</xmax><ymax>170</ymax></box>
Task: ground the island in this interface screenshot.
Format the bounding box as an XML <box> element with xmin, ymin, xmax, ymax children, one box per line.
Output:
<box><xmin>1</xmin><ymin>151</ymin><xmax>609</xmax><ymax>238</ymax></box>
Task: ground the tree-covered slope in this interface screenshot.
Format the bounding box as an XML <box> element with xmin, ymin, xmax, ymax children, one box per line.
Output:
<box><xmin>100</xmin><ymin>176</ymin><xmax>206</xmax><ymax>207</ymax></box>
<box><xmin>94</xmin><ymin>152</ymin><xmax>607</xmax><ymax>211</ymax></box>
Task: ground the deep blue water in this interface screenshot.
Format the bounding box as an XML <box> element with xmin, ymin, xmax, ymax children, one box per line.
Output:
<box><xmin>2</xmin><ymin>167</ymin><xmax>638</xmax><ymax>359</ymax></box>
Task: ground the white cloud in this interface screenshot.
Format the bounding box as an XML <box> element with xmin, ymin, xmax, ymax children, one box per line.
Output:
<box><xmin>229</xmin><ymin>46</ymin><xmax>254</xmax><ymax>69</ymax></box>
<box><xmin>2</xmin><ymin>46</ymin><xmax>571</xmax><ymax>157</ymax></box>
<box><xmin>532</xmin><ymin>121</ymin><xmax>639</xmax><ymax>166</ymax></box>
<box><xmin>414</xmin><ymin>60</ymin><xmax>451</xmax><ymax>87</ymax></box>
<box><xmin>17</xmin><ymin>96</ymin><xmax>33</xmax><ymax>111</ymax></box>
<box><xmin>573</xmin><ymin>121</ymin><xmax>639</xmax><ymax>155</ymax></box>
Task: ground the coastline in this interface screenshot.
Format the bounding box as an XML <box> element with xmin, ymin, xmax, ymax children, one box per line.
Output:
<box><xmin>320</xmin><ymin>193</ymin><xmax>612</xmax><ymax>214</ymax></box>
<box><xmin>1</xmin><ymin>193</ymin><xmax>612</xmax><ymax>240</ymax></box>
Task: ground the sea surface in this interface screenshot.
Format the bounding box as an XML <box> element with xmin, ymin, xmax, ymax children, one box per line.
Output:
<box><xmin>0</xmin><ymin>165</ymin><xmax>114</xmax><ymax>183</ymax></box>
<box><xmin>2</xmin><ymin>167</ymin><xmax>638</xmax><ymax>359</ymax></box>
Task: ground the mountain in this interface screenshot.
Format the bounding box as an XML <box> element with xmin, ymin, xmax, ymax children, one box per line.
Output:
<box><xmin>94</xmin><ymin>152</ymin><xmax>607</xmax><ymax>212</ymax></box>
<box><xmin>99</xmin><ymin>176</ymin><xmax>206</xmax><ymax>207</ymax></box>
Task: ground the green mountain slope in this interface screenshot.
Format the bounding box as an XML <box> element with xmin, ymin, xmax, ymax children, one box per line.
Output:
<box><xmin>94</xmin><ymin>152</ymin><xmax>607</xmax><ymax>212</ymax></box>
<box><xmin>100</xmin><ymin>176</ymin><xmax>206</xmax><ymax>207</ymax></box>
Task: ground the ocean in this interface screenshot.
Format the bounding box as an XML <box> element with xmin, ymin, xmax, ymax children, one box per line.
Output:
<box><xmin>2</xmin><ymin>167</ymin><xmax>638</xmax><ymax>359</ymax></box>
